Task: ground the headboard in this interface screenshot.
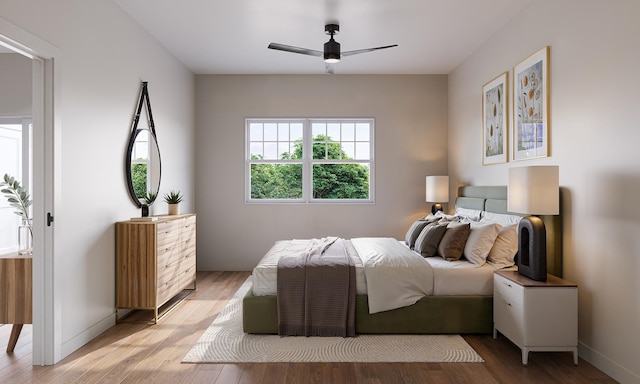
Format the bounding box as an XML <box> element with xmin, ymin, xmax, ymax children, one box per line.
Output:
<box><xmin>455</xmin><ymin>186</ymin><xmax>563</xmax><ymax>278</ymax></box>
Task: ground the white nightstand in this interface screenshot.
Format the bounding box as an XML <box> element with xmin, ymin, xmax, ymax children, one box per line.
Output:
<box><xmin>493</xmin><ymin>270</ymin><xmax>578</xmax><ymax>366</ymax></box>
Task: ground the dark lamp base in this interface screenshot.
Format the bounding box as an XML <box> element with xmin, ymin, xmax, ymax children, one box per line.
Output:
<box><xmin>431</xmin><ymin>203</ymin><xmax>443</xmax><ymax>215</ymax></box>
<box><xmin>517</xmin><ymin>216</ymin><xmax>547</xmax><ymax>281</ymax></box>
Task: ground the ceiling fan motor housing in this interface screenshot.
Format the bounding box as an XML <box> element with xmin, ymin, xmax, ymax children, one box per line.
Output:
<box><xmin>324</xmin><ymin>39</ymin><xmax>340</xmax><ymax>62</ymax></box>
<box><xmin>324</xmin><ymin>24</ymin><xmax>341</xmax><ymax>62</ymax></box>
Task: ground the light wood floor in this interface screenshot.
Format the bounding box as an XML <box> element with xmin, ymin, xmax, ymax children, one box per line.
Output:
<box><xmin>0</xmin><ymin>271</ymin><xmax>617</xmax><ymax>384</ymax></box>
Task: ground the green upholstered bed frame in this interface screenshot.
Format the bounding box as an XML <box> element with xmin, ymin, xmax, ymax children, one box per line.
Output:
<box><xmin>243</xmin><ymin>186</ymin><xmax>562</xmax><ymax>334</ymax></box>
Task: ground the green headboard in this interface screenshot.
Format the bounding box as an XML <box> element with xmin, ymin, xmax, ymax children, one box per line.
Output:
<box><xmin>456</xmin><ymin>185</ymin><xmax>563</xmax><ymax>278</ymax></box>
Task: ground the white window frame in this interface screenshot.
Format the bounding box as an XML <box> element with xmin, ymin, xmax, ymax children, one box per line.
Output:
<box><xmin>0</xmin><ymin>117</ymin><xmax>32</xmax><ymax>254</ymax></box>
<box><xmin>245</xmin><ymin>118</ymin><xmax>375</xmax><ymax>204</ymax></box>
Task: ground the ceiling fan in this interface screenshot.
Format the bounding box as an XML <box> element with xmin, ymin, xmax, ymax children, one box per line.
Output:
<box><xmin>268</xmin><ymin>24</ymin><xmax>398</xmax><ymax>74</ymax></box>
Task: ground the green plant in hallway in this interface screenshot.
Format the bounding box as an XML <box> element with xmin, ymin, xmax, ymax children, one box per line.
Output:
<box><xmin>1</xmin><ymin>174</ymin><xmax>33</xmax><ymax>254</ymax></box>
<box><xmin>1</xmin><ymin>174</ymin><xmax>32</xmax><ymax>220</ymax></box>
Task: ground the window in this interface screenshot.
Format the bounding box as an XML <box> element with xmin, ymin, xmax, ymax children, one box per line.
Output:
<box><xmin>246</xmin><ymin>118</ymin><xmax>374</xmax><ymax>203</ymax></box>
<box><xmin>0</xmin><ymin>118</ymin><xmax>32</xmax><ymax>254</ymax></box>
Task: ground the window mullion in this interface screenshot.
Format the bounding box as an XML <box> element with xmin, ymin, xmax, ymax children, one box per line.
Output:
<box><xmin>302</xmin><ymin>119</ymin><xmax>312</xmax><ymax>202</ymax></box>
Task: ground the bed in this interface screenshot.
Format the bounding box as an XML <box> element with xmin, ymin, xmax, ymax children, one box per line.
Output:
<box><xmin>242</xmin><ymin>185</ymin><xmax>562</xmax><ymax>335</ymax></box>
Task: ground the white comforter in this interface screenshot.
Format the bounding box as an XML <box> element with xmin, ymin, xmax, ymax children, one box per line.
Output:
<box><xmin>351</xmin><ymin>237</ymin><xmax>433</xmax><ymax>314</ymax></box>
<box><xmin>252</xmin><ymin>237</ymin><xmax>498</xmax><ymax>314</ymax></box>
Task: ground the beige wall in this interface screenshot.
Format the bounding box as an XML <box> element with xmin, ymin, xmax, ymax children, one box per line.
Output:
<box><xmin>0</xmin><ymin>52</ymin><xmax>31</xmax><ymax>115</ymax></box>
<box><xmin>1</xmin><ymin>1</ymin><xmax>195</xmax><ymax>361</ymax></box>
<box><xmin>195</xmin><ymin>75</ymin><xmax>448</xmax><ymax>271</ymax></box>
<box><xmin>448</xmin><ymin>0</ymin><xmax>640</xmax><ymax>382</ymax></box>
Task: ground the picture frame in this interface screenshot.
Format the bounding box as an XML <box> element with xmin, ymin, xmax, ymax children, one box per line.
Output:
<box><xmin>513</xmin><ymin>46</ymin><xmax>549</xmax><ymax>161</ymax></box>
<box><xmin>482</xmin><ymin>72</ymin><xmax>508</xmax><ymax>165</ymax></box>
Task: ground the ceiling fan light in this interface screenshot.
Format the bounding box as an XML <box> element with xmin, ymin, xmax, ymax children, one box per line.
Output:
<box><xmin>324</xmin><ymin>39</ymin><xmax>340</xmax><ymax>63</ymax></box>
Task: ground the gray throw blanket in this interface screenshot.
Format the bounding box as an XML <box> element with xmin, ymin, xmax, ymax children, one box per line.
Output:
<box><xmin>277</xmin><ymin>237</ymin><xmax>356</xmax><ymax>337</ymax></box>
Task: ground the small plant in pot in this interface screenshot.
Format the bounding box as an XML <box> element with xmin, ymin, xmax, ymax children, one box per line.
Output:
<box><xmin>141</xmin><ymin>191</ymin><xmax>158</xmax><ymax>217</ymax></box>
<box><xmin>163</xmin><ymin>190</ymin><xmax>183</xmax><ymax>215</ymax></box>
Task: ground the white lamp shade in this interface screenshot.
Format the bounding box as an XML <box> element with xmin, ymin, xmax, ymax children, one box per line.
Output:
<box><xmin>508</xmin><ymin>166</ymin><xmax>559</xmax><ymax>215</ymax></box>
<box><xmin>426</xmin><ymin>176</ymin><xmax>449</xmax><ymax>203</ymax></box>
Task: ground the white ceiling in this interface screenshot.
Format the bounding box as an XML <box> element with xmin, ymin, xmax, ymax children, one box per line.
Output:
<box><xmin>115</xmin><ymin>0</ymin><xmax>530</xmax><ymax>75</ymax></box>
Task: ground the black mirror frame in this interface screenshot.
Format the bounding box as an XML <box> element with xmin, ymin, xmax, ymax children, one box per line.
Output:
<box><xmin>125</xmin><ymin>82</ymin><xmax>161</xmax><ymax>208</ymax></box>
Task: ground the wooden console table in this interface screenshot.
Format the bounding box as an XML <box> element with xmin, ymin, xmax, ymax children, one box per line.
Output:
<box><xmin>0</xmin><ymin>253</ymin><xmax>32</xmax><ymax>352</ymax></box>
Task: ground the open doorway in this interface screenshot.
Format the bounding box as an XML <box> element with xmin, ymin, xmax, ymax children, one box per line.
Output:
<box><xmin>1</xmin><ymin>17</ymin><xmax>59</xmax><ymax>365</ymax></box>
<box><xmin>0</xmin><ymin>51</ymin><xmax>33</xmax><ymax>253</ymax></box>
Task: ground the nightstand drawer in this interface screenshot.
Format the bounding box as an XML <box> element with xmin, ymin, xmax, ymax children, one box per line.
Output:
<box><xmin>494</xmin><ymin>293</ymin><xmax>524</xmax><ymax>344</ymax></box>
<box><xmin>494</xmin><ymin>273</ymin><xmax>524</xmax><ymax>305</ymax></box>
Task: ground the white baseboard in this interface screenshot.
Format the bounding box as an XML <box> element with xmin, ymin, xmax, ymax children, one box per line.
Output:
<box><xmin>579</xmin><ymin>342</ymin><xmax>640</xmax><ymax>384</ymax></box>
<box><xmin>60</xmin><ymin>313</ymin><xmax>115</xmax><ymax>360</ymax></box>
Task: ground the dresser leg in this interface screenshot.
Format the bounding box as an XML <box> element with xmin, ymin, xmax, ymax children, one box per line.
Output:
<box><xmin>572</xmin><ymin>347</ymin><xmax>578</xmax><ymax>365</ymax></box>
<box><xmin>7</xmin><ymin>324</ymin><xmax>24</xmax><ymax>353</ymax></box>
<box><xmin>522</xmin><ymin>348</ymin><xmax>529</xmax><ymax>366</ymax></box>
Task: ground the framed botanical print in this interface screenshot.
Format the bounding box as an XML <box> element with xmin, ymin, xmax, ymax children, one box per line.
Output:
<box><xmin>513</xmin><ymin>46</ymin><xmax>550</xmax><ymax>161</ymax></box>
<box><xmin>482</xmin><ymin>72</ymin><xmax>508</xmax><ymax>165</ymax></box>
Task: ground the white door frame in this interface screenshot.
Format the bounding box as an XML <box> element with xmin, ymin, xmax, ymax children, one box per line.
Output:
<box><xmin>0</xmin><ymin>17</ymin><xmax>61</xmax><ymax>365</ymax></box>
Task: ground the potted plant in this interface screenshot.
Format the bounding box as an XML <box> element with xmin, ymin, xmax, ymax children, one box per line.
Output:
<box><xmin>141</xmin><ymin>191</ymin><xmax>158</xmax><ymax>217</ymax></box>
<box><xmin>1</xmin><ymin>174</ymin><xmax>33</xmax><ymax>254</ymax></box>
<box><xmin>163</xmin><ymin>190</ymin><xmax>183</xmax><ymax>215</ymax></box>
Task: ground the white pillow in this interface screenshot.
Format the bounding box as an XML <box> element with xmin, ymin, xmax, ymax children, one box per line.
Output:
<box><xmin>481</xmin><ymin>211</ymin><xmax>522</xmax><ymax>226</ymax></box>
<box><xmin>422</xmin><ymin>212</ymin><xmax>444</xmax><ymax>222</ymax></box>
<box><xmin>463</xmin><ymin>222</ymin><xmax>502</xmax><ymax>265</ymax></box>
<box><xmin>487</xmin><ymin>224</ymin><xmax>519</xmax><ymax>268</ymax></box>
<box><xmin>455</xmin><ymin>207</ymin><xmax>482</xmax><ymax>221</ymax></box>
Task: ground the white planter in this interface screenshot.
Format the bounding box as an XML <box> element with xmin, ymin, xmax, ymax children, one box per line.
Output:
<box><xmin>168</xmin><ymin>203</ymin><xmax>180</xmax><ymax>215</ymax></box>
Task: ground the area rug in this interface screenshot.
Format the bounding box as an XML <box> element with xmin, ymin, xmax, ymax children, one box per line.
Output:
<box><xmin>182</xmin><ymin>277</ymin><xmax>484</xmax><ymax>363</ymax></box>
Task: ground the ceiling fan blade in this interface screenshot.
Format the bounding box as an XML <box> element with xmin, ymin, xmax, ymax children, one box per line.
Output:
<box><xmin>342</xmin><ymin>44</ymin><xmax>398</xmax><ymax>57</ymax></box>
<box><xmin>325</xmin><ymin>62</ymin><xmax>335</xmax><ymax>74</ymax></box>
<box><xmin>268</xmin><ymin>43</ymin><xmax>323</xmax><ymax>57</ymax></box>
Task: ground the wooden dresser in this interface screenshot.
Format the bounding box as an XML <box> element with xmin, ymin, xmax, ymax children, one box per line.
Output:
<box><xmin>116</xmin><ymin>214</ymin><xmax>196</xmax><ymax>323</ymax></box>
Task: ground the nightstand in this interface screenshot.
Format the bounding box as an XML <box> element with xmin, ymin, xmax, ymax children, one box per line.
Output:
<box><xmin>493</xmin><ymin>270</ymin><xmax>578</xmax><ymax>366</ymax></box>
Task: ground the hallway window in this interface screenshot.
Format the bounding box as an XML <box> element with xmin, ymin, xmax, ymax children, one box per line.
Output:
<box><xmin>0</xmin><ymin>118</ymin><xmax>32</xmax><ymax>254</ymax></box>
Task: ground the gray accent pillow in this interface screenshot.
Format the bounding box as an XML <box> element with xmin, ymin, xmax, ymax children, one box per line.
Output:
<box><xmin>438</xmin><ymin>222</ymin><xmax>471</xmax><ymax>261</ymax></box>
<box><xmin>405</xmin><ymin>220</ymin><xmax>429</xmax><ymax>249</ymax></box>
<box><xmin>414</xmin><ymin>222</ymin><xmax>448</xmax><ymax>257</ymax></box>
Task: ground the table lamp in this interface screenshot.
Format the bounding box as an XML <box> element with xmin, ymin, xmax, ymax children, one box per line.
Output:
<box><xmin>426</xmin><ymin>176</ymin><xmax>449</xmax><ymax>215</ymax></box>
<box><xmin>508</xmin><ymin>166</ymin><xmax>559</xmax><ymax>281</ymax></box>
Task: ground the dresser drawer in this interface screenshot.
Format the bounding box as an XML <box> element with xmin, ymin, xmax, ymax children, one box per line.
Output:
<box><xmin>157</xmin><ymin>216</ymin><xmax>196</xmax><ymax>248</ymax></box>
<box><xmin>157</xmin><ymin>250</ymin><xmax>196</xmax><ymax>282</ymax></box>
<box><xmin>157</xmin><ymin>265</ymin><xmax>196</xmax><ymax>305</ymax></box>
<box><xmin>157</xmin><ymin>238</ymin><xmax>196</xmax><ymax>268</ymax></box>
<box><xmin>494</xmin><ymin>273</ymin><xmax>524</xmax><ymax>305</ymax></box>
<box><xmin>157</xmin><ymin>218</ymin><xmax>186</xmax><ymax>248</ymax></box>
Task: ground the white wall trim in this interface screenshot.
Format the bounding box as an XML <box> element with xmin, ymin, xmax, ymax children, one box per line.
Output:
<box><xmin>579</xmin><ymin>342</ymin><xmax>640</xmax><ymax>384</ymax></box>
<box><xmin>61</xmin><ymin>315</ymin><xmax>115</xmax><ymax>359</ymax></box>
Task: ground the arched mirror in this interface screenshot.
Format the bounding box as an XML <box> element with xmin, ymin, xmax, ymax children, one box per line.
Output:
<box><xmin>126</xmin><ymin>128</ymin><xmax>161</xmax><ymax>207</ymax></box>
<box><xmin>126</xmin><ymin>82</ymin><xmax>161</xmax><ymax>209</ymax></box>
